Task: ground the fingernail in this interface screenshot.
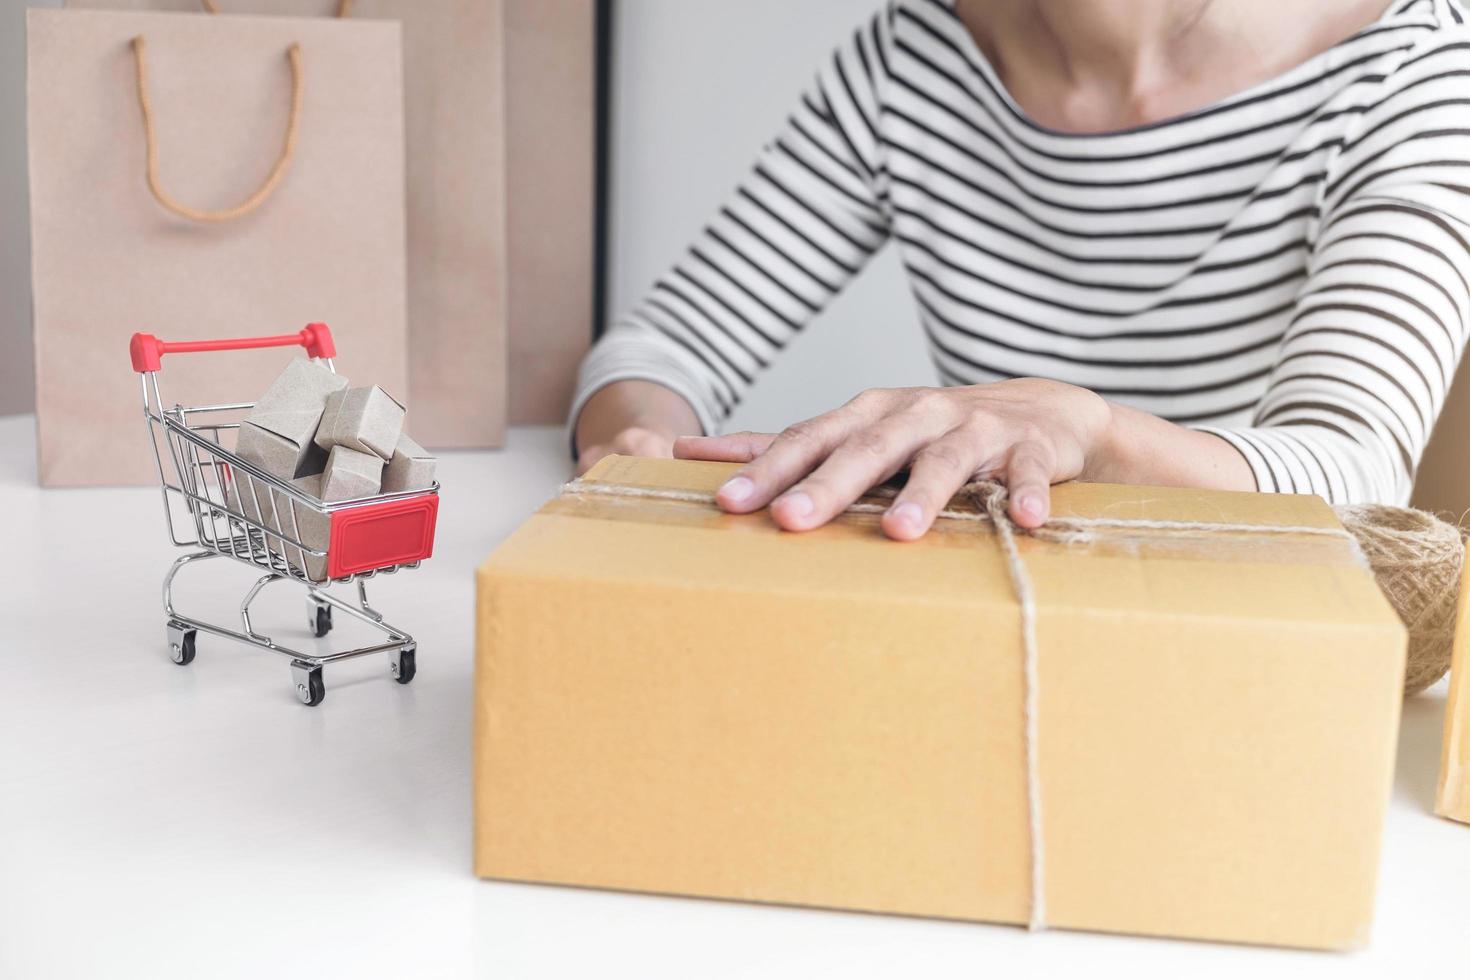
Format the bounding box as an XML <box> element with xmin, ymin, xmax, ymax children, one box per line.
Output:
<box><xmin>775</xmin><ymin>491</ymin><xmax>813</xmax><ymax>518</ymax></box>
<box><xmin>719</xmin><ymin>476</ymin><xmax>754</xmax><ymax>503</ymax></box>
<box><xmin>888</xmin><ymin>501</ymin><xmax>923</xmax><ymax>530</ymax></box>
<box><xmin>1017</xmin><ymin>493</ymin><xmax>1044</xmax><ymax>522</ymax></box>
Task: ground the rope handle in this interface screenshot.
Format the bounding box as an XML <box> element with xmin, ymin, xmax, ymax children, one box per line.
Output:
<box><xmin>132</xmin><ymin>0</ymin><xmax>350</xmax><ymax>222</ymax></box>
<box><xmin>130</xmin><ymin>35</ymin><xmax>303</xmax><ymax>223</ymax></box>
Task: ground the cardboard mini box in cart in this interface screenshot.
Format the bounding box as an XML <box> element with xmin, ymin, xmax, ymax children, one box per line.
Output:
<box><xmin>474</xmin><ymin>456</ymin><xmax>1408</xmax><ymax>951</ymax></box>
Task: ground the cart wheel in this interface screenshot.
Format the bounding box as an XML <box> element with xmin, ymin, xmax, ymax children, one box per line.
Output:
<box><xmin>291</xmin><ymin>661</ymin><xmax>325</xmax><ymax>707</ymax></box>
<box><xmin>308</xmin><ymin>599</ymin><xmax>333</xmax><ymax>638</ymax></box>
<box><xmin>167</xmin><ymin>621</ymin><xmax>196</xmax><ymax>666</ymax></box>
<box><xmin>391</xmin><ymin>645</ymin><xmax>417</xmax><ymax>685</ymax></box>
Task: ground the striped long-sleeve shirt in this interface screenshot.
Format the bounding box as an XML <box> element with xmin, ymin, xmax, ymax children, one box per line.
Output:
<box><xmin>574</xmin><ymin>0</ymin><xmax>1470</xmax><ymax>505</ymax></box>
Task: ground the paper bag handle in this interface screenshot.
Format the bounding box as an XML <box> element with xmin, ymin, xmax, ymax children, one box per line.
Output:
<box><xmin>129</xmin><ymin>36</ymin><xmax>303</xmax><ymax>223</ymax></box>
<box><xmin>129</xmin><ymin>323</ymin><xmax>336</xmax><ymax>373</ymax></box>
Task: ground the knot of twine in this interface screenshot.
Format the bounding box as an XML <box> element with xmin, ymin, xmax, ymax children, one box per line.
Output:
<box><xmin>559</xmin><ymin>476</ymin><xmax>1464</xmax><ymax>930</ymax></box>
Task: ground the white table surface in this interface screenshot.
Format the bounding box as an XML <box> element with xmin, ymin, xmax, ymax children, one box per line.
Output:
<box><xmin>1</xmin><ymin>411</ymin><xmax>1467</xmax><ymax>979</ymax></box>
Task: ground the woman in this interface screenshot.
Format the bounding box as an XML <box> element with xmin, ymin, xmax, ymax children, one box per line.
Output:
<box><xmin>573</xmin><ymin>0</ymin><xmax>1470</xmax><ymax>539</ymax></box>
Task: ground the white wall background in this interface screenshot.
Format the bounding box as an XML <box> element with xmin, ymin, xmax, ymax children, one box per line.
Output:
<box><xmin>0</xmin><ymin>0</ymin><xmax>59</xmax><ymax>417</ymax></box>
<box><xmin>606</xmin><ymin>0</ymin><xmax>932</xmax><ymax>434</ymax></box>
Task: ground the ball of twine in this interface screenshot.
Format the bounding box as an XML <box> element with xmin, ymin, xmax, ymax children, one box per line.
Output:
<box><xmin>1334</xmin><ymin>503</ymin><xmax>1466</xmax><ymax>695</ymax></box>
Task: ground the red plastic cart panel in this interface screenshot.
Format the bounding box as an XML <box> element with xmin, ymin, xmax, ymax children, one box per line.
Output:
<box><xmin>327</xmin><ymin>495</ymin><xmax>439</xmax><ymax>580</ymax></box>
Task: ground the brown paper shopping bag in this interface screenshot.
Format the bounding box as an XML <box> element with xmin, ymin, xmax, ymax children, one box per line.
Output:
<box><xmin>27</xmin><ymin>8</ymin><xmax>407</xmax><ymax>486</ymax></box>
<box><xmin>500</xmin><ymin>0</ymin><xmax>595</xmax><ymax>425</ymax></box>
<box><xmin>67</xmin><ymin>0</ymin><xmax>553</xmax><ymax>444</ymax></box>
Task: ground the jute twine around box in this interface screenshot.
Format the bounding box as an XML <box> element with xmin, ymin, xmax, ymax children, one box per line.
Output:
<box><xmin>561</xmin><ymin>476</ymin><xmax>1465</xmax><ymax>929</ymax></box>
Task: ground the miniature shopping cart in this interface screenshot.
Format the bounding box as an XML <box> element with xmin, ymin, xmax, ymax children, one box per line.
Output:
<box><xmin>131</xmin><ymin>323</ymin><xmax>439</xmax><ymax>706</ymax></box>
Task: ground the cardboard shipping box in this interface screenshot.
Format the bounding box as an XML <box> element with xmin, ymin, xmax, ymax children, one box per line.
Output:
<box><xmin>1436</xmin><ymin>544</ymin><xmax>1470</xmax><ymax>824</ymax></box>
<box><xmin>475</xmin><ymin>456</ymin><xmax>1408</xmax><ymax>951</ymax></box>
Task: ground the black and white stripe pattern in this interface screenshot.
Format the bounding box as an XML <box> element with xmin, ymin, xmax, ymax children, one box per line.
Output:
<box><xmin>576</xmin><ymin>0</ymin><xmax>1470</xmax><ymax>504</ymax></box>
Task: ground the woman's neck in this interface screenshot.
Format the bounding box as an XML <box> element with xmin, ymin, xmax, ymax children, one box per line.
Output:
<box><xmin>955</xmin><ymin>0</ymin><xmax>1394</xmax><ymax>132</ymax></box>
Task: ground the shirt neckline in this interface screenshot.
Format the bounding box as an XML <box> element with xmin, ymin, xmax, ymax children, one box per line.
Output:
<box><xmin>933</xmin><ymin>0</ymin><xmax>1424</xmax><ymax>140</ymax></box>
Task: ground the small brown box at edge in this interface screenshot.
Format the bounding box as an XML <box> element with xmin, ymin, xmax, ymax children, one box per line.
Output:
<box><xmin>1436</xmin><ymin>542</ymin><xmax>1470</xmax><ymax>824</ymax></box>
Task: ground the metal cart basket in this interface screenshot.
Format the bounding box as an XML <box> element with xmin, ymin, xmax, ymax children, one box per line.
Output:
<box><xmin>130</xmin><ymin>323</ymin><xmax>439</xmax><ymax>706</ymax></box>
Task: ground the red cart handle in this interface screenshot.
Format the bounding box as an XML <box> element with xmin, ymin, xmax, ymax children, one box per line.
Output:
<box><xmin>129</xmin><ymin>322</ymin><xmax>336</xmax><ymax>373</ymax></box>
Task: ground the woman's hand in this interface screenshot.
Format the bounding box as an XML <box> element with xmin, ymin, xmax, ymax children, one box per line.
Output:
<box><xmin>574</xmin><ymin>380</ymin><xmax>704</xmax><ymax>475</ymax></box>
<box><xmin>577</xmin><ymin>425</ymin><xmax>677</xmax><ymax>476</ymax></box>
<box><xmin>673</xmin><ymin>380</ymin><xmax>1114</xmax><ymax>539</ymax></box>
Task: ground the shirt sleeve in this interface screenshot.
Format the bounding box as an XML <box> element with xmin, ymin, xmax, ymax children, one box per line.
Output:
<box><xmin>1198</xmin><ymin>35</ymin><xmax>1470</xmax><ymax>505</ymax></box>
<box><xmin>569</xmin><ymin>9</ymin><xmax>895</xmax><ymax>440</ymax></box>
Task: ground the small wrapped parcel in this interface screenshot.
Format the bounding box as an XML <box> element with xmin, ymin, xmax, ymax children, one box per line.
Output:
<box><xmin>475</xmin><ymin>456</ymin><xmax>1407</xmax><ymax>950</ymax></box>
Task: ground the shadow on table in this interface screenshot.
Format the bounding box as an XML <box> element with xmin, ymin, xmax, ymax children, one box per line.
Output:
<box><xmin>1396</xmin><ymin>686</ymin><xmax>1447</xmax><ymax>811</ymax></box>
